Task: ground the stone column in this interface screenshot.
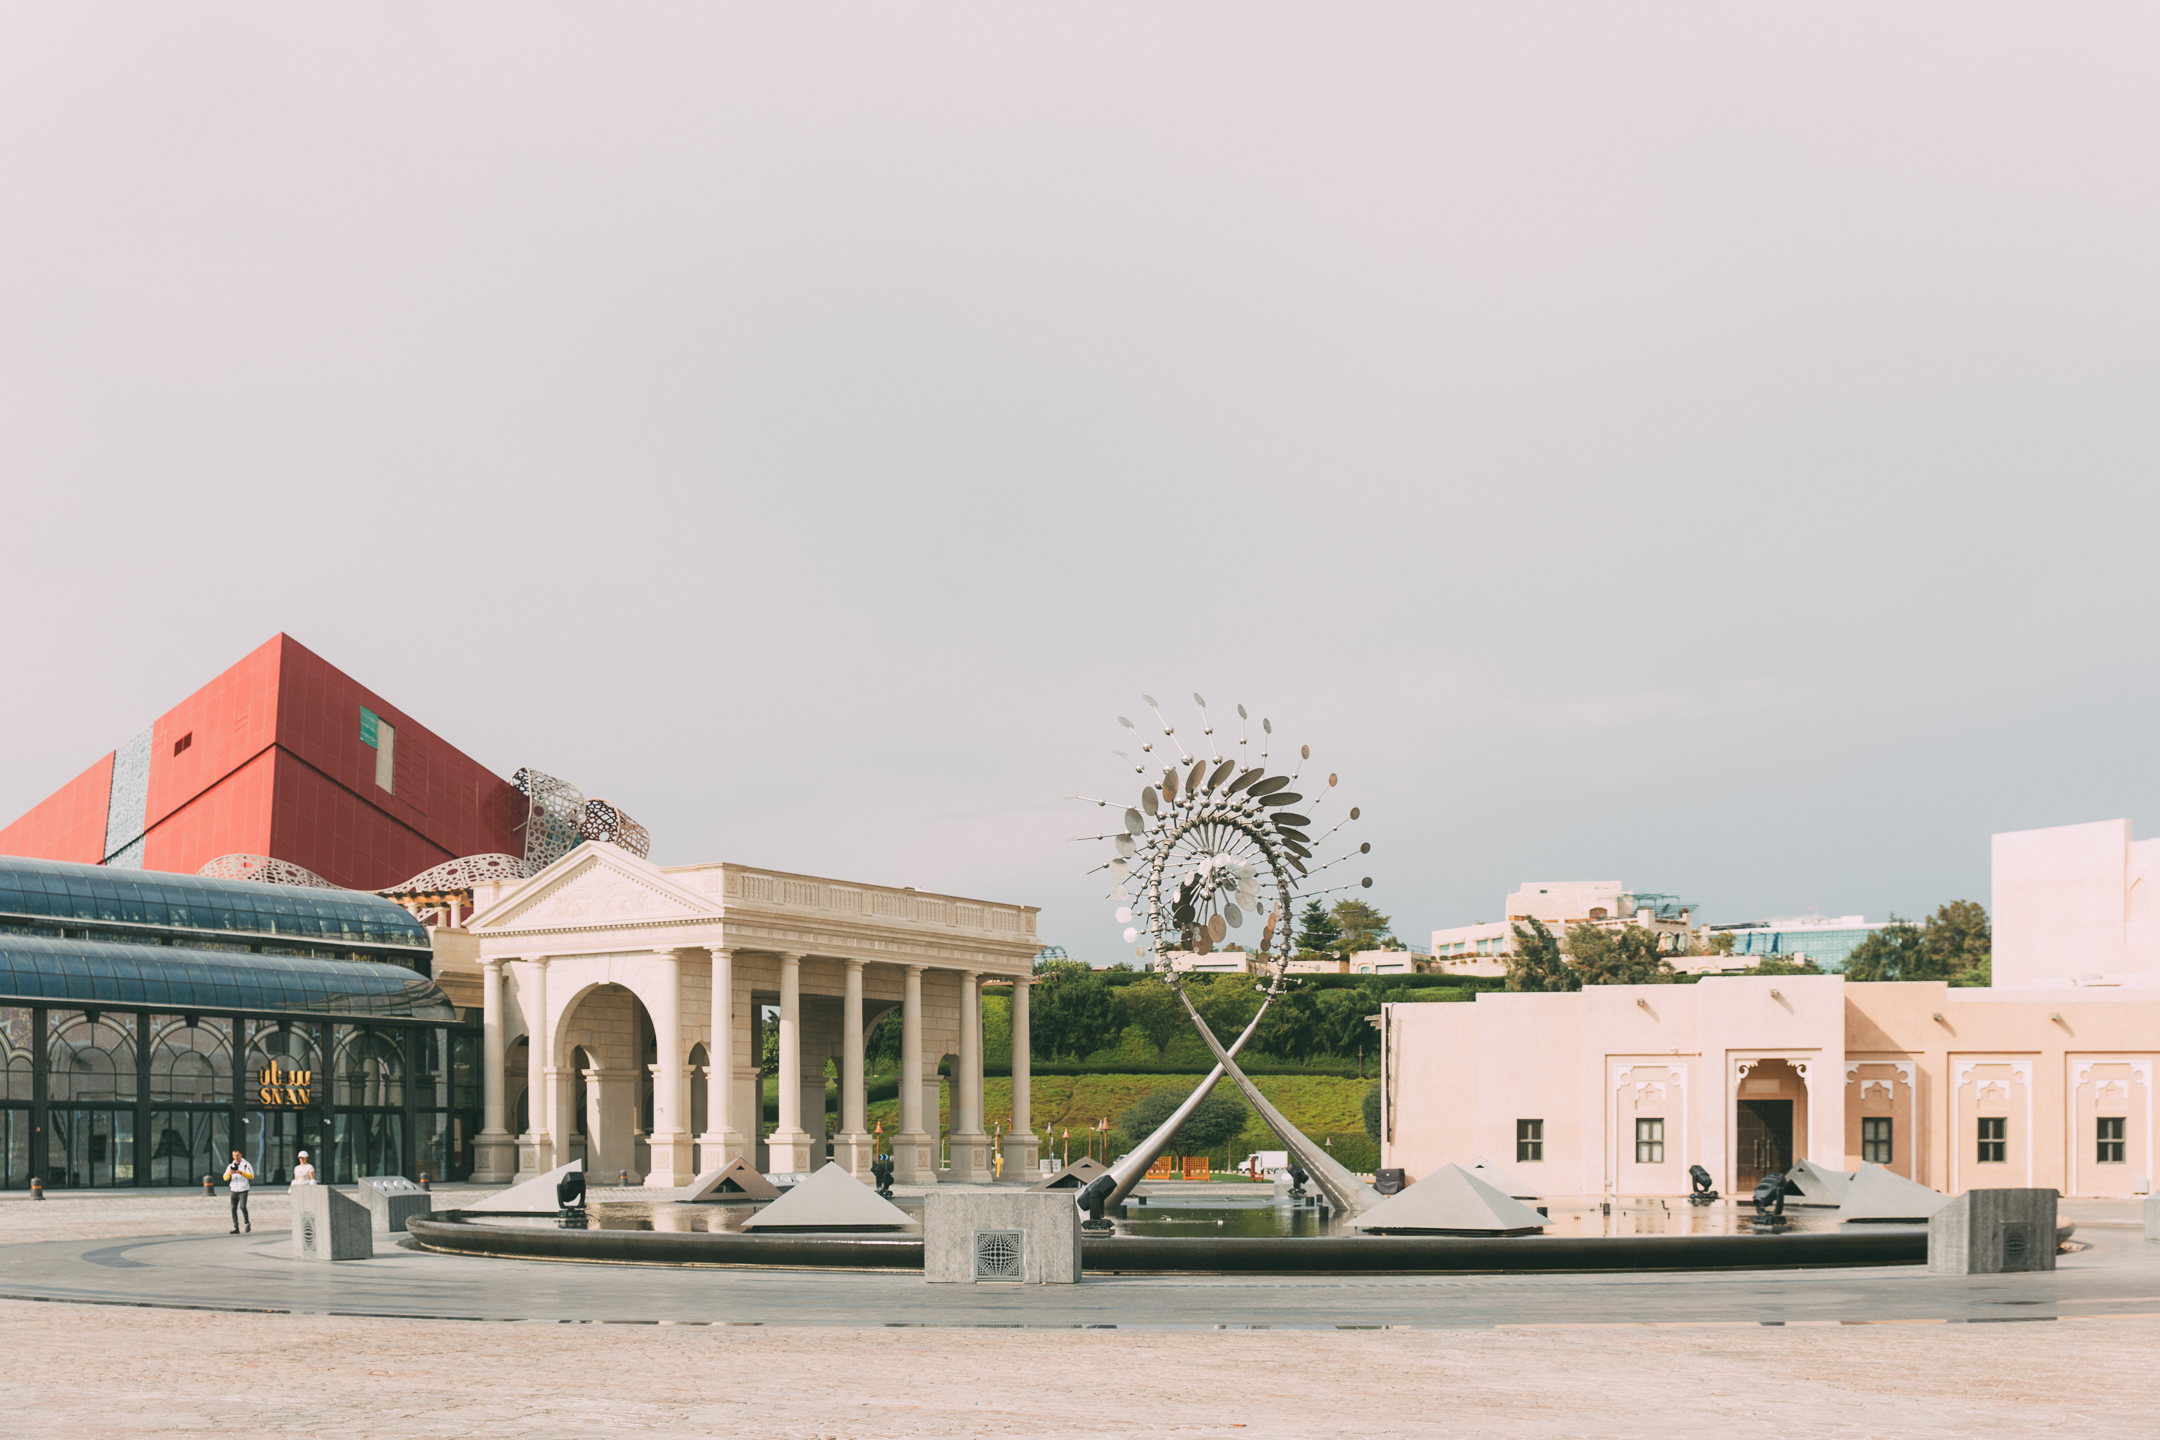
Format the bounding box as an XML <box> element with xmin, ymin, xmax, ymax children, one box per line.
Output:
<box><xmin>697</xmin><ymin>945</ymin><xmax>741</xmax><ymax>1170</ymax></box>
<box><xmin>897</xmin><ymin>964</ymin><xmax>932</xmax><ymax>1183</ymax></box>
<box><xmin>951</xmin><ymin>970</ymin><xmax>993</xmax><ymax>1182</ymax></box>
<box><xmin>768</xmin><ymin>952</ymin><xmax>813</xmax><ymax>1175</ymax></box>
<box><xmin>516</xmin><ymin>956</ymin><xmax>551</xmax><ymax>1178</ymax></box>
<box><xmin>585</xmin><ymin>1062</ymin><xmax>638</xmax><ymax>1183</ymax></box>
<box><xmin>644</xmin><ymin>948</ymin><xmax>692</xmax><ymax>1187</ymax></box>
<box><xmin>474</xmin><ymin>956</ymin><xmax>515</xmax><ymax>1182</ymax></box>
<box><xmin>834</xmin><ymin>959</ymin><xmax>873</xmax><ymax>1177</ymax></box>
<box><xmin>1002</xmin><ymin>976</ymin><xmax>1040</xmax><ymax>1177</ymax></box>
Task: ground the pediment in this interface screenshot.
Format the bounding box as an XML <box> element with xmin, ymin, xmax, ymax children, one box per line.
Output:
<box><xmin>473</xmin><ymin>843</ymin><xmax>722</xmax><ymax>933</ymax></box>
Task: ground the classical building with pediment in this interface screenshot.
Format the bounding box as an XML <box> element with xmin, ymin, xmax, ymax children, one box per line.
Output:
<box><xmin>430</xmin><ymin>841</ymin><xmax>1042</xmax><ymax>1187</ymax></box>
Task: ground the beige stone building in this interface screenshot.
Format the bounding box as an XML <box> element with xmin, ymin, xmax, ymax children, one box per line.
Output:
<box><xmin>427</xmin><ymin>841</ymin><xmax>1041</xmax><ymax>1187</ymax></box>
<box><xmin>1383</xmin><ymin>820</ymin><xmax>2160</xmax><ymax>1200</ymax></box>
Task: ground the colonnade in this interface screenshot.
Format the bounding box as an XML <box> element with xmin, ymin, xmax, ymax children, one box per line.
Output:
<box><xmin>473</xmin><ymin>945</ymin><xmax>1037</xmax><ymax>1187</ymax></box>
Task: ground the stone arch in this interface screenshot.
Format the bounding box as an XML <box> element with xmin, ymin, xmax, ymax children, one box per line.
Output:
<box><xmin>554</xmin><ymin>980</ymin><xmax>657</xmax><ymax>1184</ymax></box>
<box><xmin>687</xmin><ymin>1042</ymin><xmax>710</xmax><ymax>1136</ymax></box>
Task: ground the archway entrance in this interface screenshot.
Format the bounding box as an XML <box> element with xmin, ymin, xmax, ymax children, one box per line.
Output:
<box><xmin>560</xmin><ymin>984</ymin><xmax>655</xmax><ymax>1185</ymax></box>
<box><xmin>1735</xmin><ymin>1058</ymin><xmax>1810</xmax><ymax>1193</ymax></box>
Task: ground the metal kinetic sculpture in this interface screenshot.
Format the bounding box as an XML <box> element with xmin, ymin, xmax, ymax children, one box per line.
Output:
<box><xmin>1073</xmin><ymin>694</ymin><xmax>1381</xmax><ymax>1215</ymax></box>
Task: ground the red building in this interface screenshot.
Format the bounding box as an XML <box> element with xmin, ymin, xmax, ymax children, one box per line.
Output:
<box><xmin>0</xmin><ymin>635</ymin><xmax>524</xmax><ymax>890</ymax></box>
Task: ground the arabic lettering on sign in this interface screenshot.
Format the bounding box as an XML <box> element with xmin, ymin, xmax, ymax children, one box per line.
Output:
<box><xmin>257</xmin><ymin>1063</ymin><xmax>313</xmax><ymax>1107</ymax></box>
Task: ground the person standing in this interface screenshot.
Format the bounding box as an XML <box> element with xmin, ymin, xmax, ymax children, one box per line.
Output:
<box><xmin>291</xmin><ymin>1150</ymin><xmax>317</xmax><ymax>1185</ymax></box>
<box><xmin>222</xmin><ymin>1150</ymin><xmax>254</xmax><ymax>1233</ymax></box>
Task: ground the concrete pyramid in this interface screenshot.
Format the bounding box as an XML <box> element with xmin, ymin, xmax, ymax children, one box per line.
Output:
<box><xmin>1031</xmin><ymin>1157</ymin><xmax>1112</xmax><ymax>1192</ymax></box>
<box><xmin>1790</xmin><ymin>1157</ymin><xmax>1855</xmax><ymax>1205</ymax></box>
<box><xmin>739</xmin><ymin>1161</ymin><xmax>916</xmax><ymax>1231</ymax></box>
<box><xmin>466</xmin><ymin>1159</ymin><xmax>583</xmax><ymax>1215</ymax></box>
<box><xmin>682</xmin><ymin>1158</ymin><xmax>781</xmax><ymax>1203</ymax></box>
<box><xmin>1467</xmin><ymin>1156</ymin><xmax>1537</xmax><ymax>1198</ymax></box>
<box><xmin>1837</xmin><ymin>1162</ymin><xmax>1953</xmax><ymax>1223</ymax></box>
<box><xmin>1347</xmin><ymin>1163</ymin><xmax>1547</xmax><ymax>1235</ymax></box>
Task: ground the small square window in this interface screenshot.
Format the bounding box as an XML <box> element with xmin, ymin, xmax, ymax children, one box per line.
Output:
<box><xmin>173</xmin><ymin>733</ymin><xmax>192</xmax><ymax>757</ymax></box>
<box><xmin>1516</xmin><ymin>1118</ymin><xmax>1543</xmax><ymax>1163</ymax></box>
<box><xmin>2097</xmin><ymin>1116</ymin><xmax>2126</xmax><ymax>1165</ymax></box>
<box><xmin>1977</xmin><ymin>1116</ymin><xmax>2007</xmax><ymax>1164</ymax></box>
<box><xmin>1634</xmin><ymin>1117</ymin><xmax>1665</xmax><ymax>1164</ymax></box>
<box><xmin>1862</xmin><ymin>1116</ymin><xmax>1893</xmax><ymax>1165</ymax></box>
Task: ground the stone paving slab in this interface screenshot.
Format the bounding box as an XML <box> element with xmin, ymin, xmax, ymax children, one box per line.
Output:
<box><xmin>2</xmin><ymin>1296</ymin><xmax>2156</xmax><ymax>1438</ymax></box>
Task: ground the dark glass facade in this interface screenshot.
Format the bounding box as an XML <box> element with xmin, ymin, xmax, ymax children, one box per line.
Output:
<box><xmin>0</xmin><ymin>857</ymin><xmax>476</xmax><ymax>1189</ymax></box>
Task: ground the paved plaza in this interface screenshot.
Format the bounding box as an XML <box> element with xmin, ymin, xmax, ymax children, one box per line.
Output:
<box><xmin>3</xmin><ymin>1190</ymin><xmax>2157</xmax><ymax>1437</ymax></box>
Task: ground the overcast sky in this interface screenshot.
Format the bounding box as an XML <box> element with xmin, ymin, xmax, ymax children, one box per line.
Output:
<box><xmin>4</xmin><ymin>6</ymin><xmax>2157</xmax><ymax>961</ymax></box>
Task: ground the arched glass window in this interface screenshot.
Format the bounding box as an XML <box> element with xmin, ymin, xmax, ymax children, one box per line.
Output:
<box><xmin>150</xmin><ymin>1016</ymin><xmax>232</xmax><ymax>1104</ymax></box>
<box><xmin>2</xmin><ymin>1007</ymin><xmax>32</xmax><ymax>1103</ymax></box>
<box><xmin>47</xmin><ymin>1011</ymin><xmax>137</xmax><ymax>1103</ymax></box>
<box><xmin>334</xmin><ymin>1026</ymin><xmax>405</xmax><ymax>1108</ymax></box>
<box><xmin>244</xmin><ymin>1020</ymin><xmax>321</xmax><ymax>1099</ymax></box>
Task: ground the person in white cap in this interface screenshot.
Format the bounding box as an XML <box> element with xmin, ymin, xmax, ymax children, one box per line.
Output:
<box><xmin>291</xmin><ymin>1151</ymin><xmax>318</xmax><ymax>1185</ymax></box>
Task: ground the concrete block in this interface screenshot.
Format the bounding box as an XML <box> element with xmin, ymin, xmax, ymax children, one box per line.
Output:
<box><xmin>923</xmin><ymin>1190</ymin><xmax>1082</xmax><ymax>1284</ymax></box>
<box><xmin>2144</xmin><ymin>1194</ymin><xmax>2159</xmax><ymax>1242</ymax></box>
<box><xmin>356</xmin><ymin>1175</ymin><xmax>433</xmax><ymax>1233</ymax></box>
<box><xmin>292</xmin><ymin>1185</ymin><xmax>374</xmax><ymax>1262</ymax></box>
<box><xmin>1928</xmin><ymin>1188</ymin><xmax>2057</xmax><ymax>1275</ymax></box>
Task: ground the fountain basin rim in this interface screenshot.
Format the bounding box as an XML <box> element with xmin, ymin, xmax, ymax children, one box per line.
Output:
<box><xmin>407</xmin><ymin>1212</ymin><xmax>1927</xmax><ymax>1274</ymax></box>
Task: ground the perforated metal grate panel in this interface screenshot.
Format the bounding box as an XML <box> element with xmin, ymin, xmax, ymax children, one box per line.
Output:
<box><xmin>973</xmin><ymin>1228</ymin><xmax>1024</xmax><ymax>1281</ymax></box>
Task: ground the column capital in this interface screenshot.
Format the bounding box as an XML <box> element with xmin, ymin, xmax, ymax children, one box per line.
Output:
<box><xmin>481</xmin><ymin>954</ymin><xmax>505</xmax><ymax>973</ymax></box>
<box><xmin>707</xmin><ymin>943</ymin><xmax>734</xmax><ymax>959</ymax></box>
<box><xmin>844</xmin><ymin>957</ymin><xmax>864</xmax><ymax>973</ymax></box>
<box><xmin>653</xmin><ymin>945</ymin><xmax>686</xmax><ymax>959</ymax></box>
<box><xmin>778</xmin><ymin>950</ymin><xmax>806</xmax><ymax>964</ymax></box>
<box><xmin>904</xmin><ymin>962</ymin><xmax>926</xmax><ymax>975</ymax></box>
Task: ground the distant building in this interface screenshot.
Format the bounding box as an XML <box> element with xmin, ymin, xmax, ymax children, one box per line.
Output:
<box><xmin>1430</xmin><ymin>881</ymin><xmax>1699</xmax><ymax>977</ymax></box>
<box><xmin>1169</xmin><ymin>950</ymin><xmax>1430</xmax><ymax>976</ymax></box>
<box><xmin>1380</xmin><ymin>817</ymin><xmax>2160</xmax><ymax>1200</ymax></box>
<box><xmin>1710</xmin><ymin>915</ymin><xmax>1894</xmax><ymax>972</ymax></box>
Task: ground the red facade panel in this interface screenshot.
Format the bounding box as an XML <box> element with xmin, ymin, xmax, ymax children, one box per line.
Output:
<box><xmin>267</xmin><ymin>751</ymin><xmax>470</xmax><ymax>890</ymax></box>
<box><xmin>270</xmin><ymin>637</ymin><xmax>522</xmax><ymax>866</ymax></box>
<box><xmin>143</xmin><ymin>634</ymin><xmax>284</xmax><ymax>835</ymax></box>
<box><xmin>3</xmin><ymin>633</ymin><xmax>526</xmax><ymax>889</ymax></box>
<box><xmin>140</xmin><ymin>748</ymin><xmax>279</xmax><ymax>878</ymax></box>
<box><xmin>0</xmin><ymin>751</ymin><xmax>115</xmax><ymax>864</ymax></box>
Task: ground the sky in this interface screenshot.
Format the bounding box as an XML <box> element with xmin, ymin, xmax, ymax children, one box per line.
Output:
<box><xmin>3</xmin><ymin>6</ymin><xmax>2158</xmax><ymax>963</ymax></box>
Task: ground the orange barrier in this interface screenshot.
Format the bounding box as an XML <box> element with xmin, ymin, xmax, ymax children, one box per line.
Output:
<box><xmin>1182</xmin><ymin>1158</ymin><xmax>1211</xmax><ymax>1181</ymax></box>
<box><xmin>1145</xmin><ymin>1156</ymin><xmax>1178</xmax><ymax>1180</ymax></box>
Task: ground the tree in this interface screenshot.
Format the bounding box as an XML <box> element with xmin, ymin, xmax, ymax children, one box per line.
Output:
<box><xmin>1316</xmin><ymin>983</ymin><xmax>1387</xmax><ymax>1056</ymax></box>
<box><xmin>1296</xmin><ymin>900</ymin><xmax>1343</xmax><ymax>957</ymax></box>
<box><xmin>1189</xmin><ymin>973</ymin><xmax>1264</xmax><ymax>1047</ymax></box>
<box><xmin>1116</xmin><ymin>1084</ymin><xmax>1250</xmax><ymax>1153</ymax></box>
<box><xmin>1361</xmin><ymin>1082</ymin><xmax>1382</xmax><ymax>1141</ymax></box>
<box><xmin>1504</xmin><ymin>917</ymin><xmax>1577</xmax><ymax>992</ymax></box>
<box><xmin>1924</xmin><ymin>901</ymin><xmax>1991</xmax><ymax>983</ymax></box>
<box><xmin>1566</xmin><ymin>924</ymin><xmax>1677</xmax><ymax>986</ymax></box>
<box><xmin>1255</xmin><ymin>982</ymin><xmax>1324</xmax><ymax>1061</ymax></box>
<box><xmin>1031</xmin><ymin>967</ymin><xmax>1124</xmax><ymax>1060</ymax></box>
<box><xmin>1117</xmin><ymin>977</ymin><xmax>1189</xmax><ymax>1061</ymax></box>
<box><xmin>1749</xmin><ymin>954</ymin><xmax>1822</xmax><ymax>976</ymax></box>
<box><xmin>1330</xmin><ymin>900</ymin><xmax>1394</xmax><ymax>953</ymax></box>
<box><xmin>1844</xmin><ymin>903</ymin><xmax>1991</xmax><ymax>985</ymax></box>
<box><xmin>1842</xmin><ymin>917</ymin><xmax>1930</xmax><ymax>982</ymax></box>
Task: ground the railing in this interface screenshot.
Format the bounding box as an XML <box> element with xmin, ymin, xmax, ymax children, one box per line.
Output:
<box><xmin>1142</xmin><ymin>1156</ymin><xmax>1213</xmax><ymax>1181</ymax></box>
<box><xmin>720</xmin><ymin>869</ymin><xmax>1035</xmax><ymax>937</ymax></box>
